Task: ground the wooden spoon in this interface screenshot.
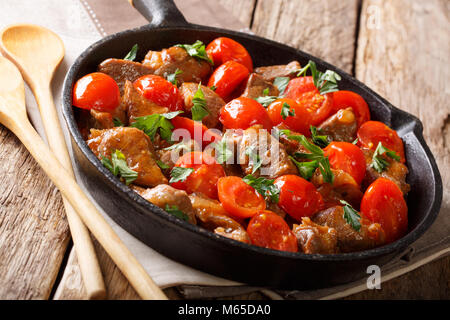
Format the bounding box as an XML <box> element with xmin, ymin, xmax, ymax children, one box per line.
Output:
<box><xmin>0</xmin><ymin>24</ymin><xmax>106</xmax><ymax>299</ymax></box>
<box><xmin>0</xmin><ymin>56</ymin><xmax>167</xmax><ymax>300</ymax></box>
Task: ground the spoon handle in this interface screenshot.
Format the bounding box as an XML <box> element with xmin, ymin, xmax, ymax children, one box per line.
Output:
<box><xmin>12</xmin><ymin>119</ymin><xmax>167</xmax><ymax>300</ymax></box>
<box><xmin>34</xmin><ymin>85</ymin><xmax>105</xmax><ymax>299</ymax></box>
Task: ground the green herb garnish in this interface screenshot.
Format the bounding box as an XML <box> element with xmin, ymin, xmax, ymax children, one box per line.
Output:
<box><xmin>113</xmin><ymin>117</ymin><xmax>124</xmax><ymax>127</ymax></box>
<box><xmin>124</xmin><ymin>44</ymin><xmax>138</xmax><ymax>61</ymax></box>
<box><xmin>273</xmin><ymin>76</ymin><xmax>290</xmax><ymax>95</ymax></box>
<box><xmin>211</xmin><ymin>134</ymin><xmax>233</xmax><ymax>164</ymax></box>
<box><xmin>243</xmin><ymin>174</ymin><xmax>280</xmax><ymax>204</ymax></box>
<box><xmin>176</xmin><ymin>40</ymin><xmax>213</xmax><ymax>64</ymax></box>
<box><xmin>294</xmin><ymin>60</ymin><xmax>341</xmax><ymax>95</ymax></box>
<box><xmin>131</xmin><ymin>111</ymin><xmax>183</xmax><ymax>142</ymax></box>
<box><xmin>165</xmin><ymin>204</ymin><xmax>189</xmax><ymax>221</ymax></box>
<box><xmin>370</xmin><ymin>142</ymin><xmax>401</xmax><ymax>173</ymax></box>
<box><xmin>166</xmin><ymin>68</ymin><xmax>183</xmax><ymax>86</ymax></box>
<box><xmin>340</xmin><ymin>200</ymin><xmax>361</xmax><ymax>232</ymax></box>
<box><xmin>210</xmin><ymin>85</ymin><xmax>217</xmax><ymax>91</ymax></box>
<box><xmin>245</xmin><ymin>145</ymin><xmax>263</xmax><ymax>174</ymax></box>
<box><xmin>289</xmin><ymin>156</ymin><xmax>318</xmax><ymax>180</ymax></box>
<box><xmin>255</xmin><ymin>95</ymin><xmax>278</xmax><ymax>107</ymax></box>
<box><xmin>169</xmin><ymin>167</ymin><xmax>194</xmax><ymax>183</ymax></box>
<box><xmin>310</xmin><ymin>126</ymin><xmax>329</xmax><ymax>148</ymax></box>
<box><xmin>101</xmin><ymin>150</ymin><xmax>138</xmax><ymax>185</ymax></box>
<box><xmin>156</xmin><ymin>160</ymin><xmax>170</xmax><ymax>170</ymax></box>
<box><xmin>191</xmin><ymin>85</ymin><xmax>209</xmax><ymax>122</ymax></box>
<box><xmin>281</xmin><ymin>102</ymin><xmax>295</xmax><ymax>120</ymax></box>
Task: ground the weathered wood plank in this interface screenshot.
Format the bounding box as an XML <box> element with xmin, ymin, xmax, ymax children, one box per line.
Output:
<box><xmin>216</xmin><ymin>0</ymin><xmax>256</xmax><ymax>28</ymax></box>
<box><xmin>251</xmin><ymin>0</ymin><xmax>360</xmax><ymax>73</ymax></box>
<box><xmin>347</xmin><ymin>0</ymin><xmax>450</xmax><ymax>299</ymax></box>
<box><xmin>0</xmin><ymin>125</ymin><xmax>70</xmax><ymax>299</ymax></box>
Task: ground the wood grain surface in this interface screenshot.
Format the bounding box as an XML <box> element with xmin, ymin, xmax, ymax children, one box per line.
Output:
<box><xmin>1</xmin><ymin>0</ymin><xmax>448</xmax><ymax>300</ymax></box>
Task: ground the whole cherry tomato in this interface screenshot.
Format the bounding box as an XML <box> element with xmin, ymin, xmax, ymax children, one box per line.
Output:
<box><xmin>207</xmin><ymin>60</ymin><xmax>249</xmax><ymax>100</ymax></box>
<box><xmin>206</xmin><ymin>37</ymin><xmax>253</xmax><ymax>72</ymax></box>
<box><xmin>217</xmin><ymin>176</ymin><xmax>266</xmax><ymax>219</ymax></box>
<box><xmin>171</xmin><ymin>116</ymin><xmax>222</xmax><ymax>147</ymax></box>
<box><xmin>360</xmin><ymin>178</ymin><xmax>408</xmax><ymax>243</ymax></box>
<box><xmin>274</xmin><ymin>175</ymin><xmax>324</xmax><ymax>221</ymax></box>
<box><xmin>170</xmin><ymin>151</ymin><xmax>225</xmax><ymax>199</ymax></box>
<box><xmin>73</xmin><ymin>72</ymin><xmax>120</xmax><ymax>112</ymax></box>
<box><xmin>284</xmin><ymin>76</ymin><xmax>334</xmax><ymax>126</ymax></box>
<box><xmin>357</xmin><ymin>121</ymin><xmax>405</xmax><ymax>163</ymax></box>
<box><xmin>134</xmin><ymin>74</ymin><xmax>183</xmax><ymax>111</ymax></box>
<box><xmin>332</xmin><ymin>91</ymin><xmax>370</xmax><ymax>127</ymax></box>
<box><xmin>247</xmin><ymin>211</ymin><xmax>298</xmax><ymax>252</ymax></box>
<box><xmin>323</xmin><ymin>142</ymin><xmax>366</xmax><ymax>185</ymax></box>
<box><xmin>219</xmin><ymin>97</ymin><xmax>272</xmax><ymax>130</ymax></box>
<box><xmin>267</xmin><ymin>98</ymin><xmax>312</xmax><ymax>135</ymax></box>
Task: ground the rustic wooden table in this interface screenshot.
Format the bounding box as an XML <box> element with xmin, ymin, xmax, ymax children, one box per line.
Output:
<box><xmin>0</xmin><ymin>0</ymin><xmax>448</xmax><ymax>300</ymax></box>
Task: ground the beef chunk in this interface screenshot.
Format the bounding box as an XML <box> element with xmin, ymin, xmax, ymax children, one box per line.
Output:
<box><xmin>362</xmin><ymin>149</ymin><xmax>410</xmax><ymax>194</ymax></box>
<box><xmin>87</xmin><ymin>100</ymin><xmax>128</xmax><ymax>130</ymax></box>
<box><xmin>293</xmin><ymin>217</ymin><xmax>338</xmax><ymax>254</ymax></box>
<box><xmin>87</xmin><ymin>127</ymin><xmax>167</xmax><ymax>187</ymax></box>
<box><xmin>121</xmin><ymin>80</ymin><xmax>168</xmax><ymax>123</ymax></box>
<box><xmin>156</xmin><ymin>139</ymin><xmax>200</xmax><ymax>171</ymax></box>
<box><xmin>239</xmin><ymin>125</ymin><xmax>297</xmax><ymax>178</ymax></box>
<box><xmin>143</xmin><ymin>46</ymin><xmax>212</xmax><ymax>83</ymax></box>
<box><xmin>136</xmin><ymin>184</ymin><xmax>196</xmax><ymax>224</ymax></box>
<box><xmin>254</xmin><ymin>61</ymin><xmax>301</xmax><ymax>82</ymax></box>
<box><xmin>189</xmin><ymin>194</ymin><xmax>250</xmax><ymax>243</ymax></box>
<box><xmin>98</xmin><ymin>58</ymin><xmax>153</xmax><ymax>94</ymax></box>
<box><xmin>318</xmin><ymin>108</ymin><xmax>357</xmax><ymax>143</ymax></box>
<box><xmin>179</xmin><ymin>82</ymin><xmax>225</xmax><ymax>128</ymax></box>
<box><xmin>241</xmin><ymin>73</ymin><xmax>279</xmax><ymax>99</ymax></box>
<box><xmin>313</xmin><ymin>206</ymin><xmax>385</xmax><ymax>253</ymax></box>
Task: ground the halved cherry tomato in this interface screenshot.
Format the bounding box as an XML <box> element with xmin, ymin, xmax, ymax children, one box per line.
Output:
<box><xmin>170</xmin><ymin>151</ymin><xmax>225</xmax><ymax>199</ymax></box>
<box><xmin>267</xmin><ymin>98</ymin><xmax>312</xmax><ymax>135</ymax></box>
<box><xmin>73</xmin><ymin>72</ymin><xmax>120</xmax><ymax>112</ymax></box>
<box><xmin>219</xmin><ymin>97</ymin><xmax>272</xmax><ymax>130</ymax></box>
<box><xmin>274</xmin><ymin>175</ymin><xmax>324</xmax><ymax>221</ymax></box>
<box><xmin>206</xmin><ymin>37</ymin><xmax>253</xmax><ymax>72</ymax></box>
<box><xmin>247</xmin><ymin>211</ymin><xmax>298</xmax><ymax>252</ymax></box>
<box><xmin>357</xmin><ymin>121</ymin><xmax>405</xmax><ymax>163</ymax></box>
<box><xmin>323</xmin><ymin>142</ymin><xmax>366</xmax><ymax>185</ymax></box>
<box><xmin>171</xmin><ymin>116</ymin><xmax>222</xmax><ymax>147</ymax></box>
<box><xmin>332</xmin><ymin>90</ymin><xmax>370</xmax><ymax>127</ymax></box>
<box><xmin>217</xmin><ymin>176</ymin><xmax>266</xmax><ymax>219</ymax></box>
<box><xmin>207</xmin><ymin>61</ymin><xmax>249</xmax><ymax>100</ymax></box>
<box><xmin>360</xmin><ymin>178</ymin><xmax>408</xmax><ymax>243</ymax></box>
<box><xmin>134</xmin><ymin>74</ymin><xmax>183</xmax><ymax>111</ymax></box>
<box><xmin>284</xmin><ymin>76</ymin><xmax>334</xmax><ymax>126</ymax></box>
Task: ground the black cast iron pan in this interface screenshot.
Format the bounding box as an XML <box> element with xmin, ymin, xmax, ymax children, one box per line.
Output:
<box><xmin>62</xmin><ymin>0</ymin><xmax>443</xmax><ymax>289</ymax></box>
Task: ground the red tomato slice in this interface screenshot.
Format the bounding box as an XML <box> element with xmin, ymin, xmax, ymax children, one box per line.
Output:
<box><xmin>171</xmin><ymin>116</ymin><xmax>222</xmax><ymax>147</ymax></box>
<box><xmin>323</xmin><ymin>142</ymin><xmax>366</xmax><ymax>185</ymax></box>
<box><xmin>206</xmin><ymin>37</ymin><xmax>253</xmax><ymax>72</ymax></box>
<box><xmin>360</xmin><ymin>178</ymin><xmax>408</xmax><ymax>243</ymax></box>
<box><xmin>357</xmin><ymin>121</ymin><xmax>405</xmax><ymax>163</ymax></box>
<box><xmin>207</xmin><ymin>60</ymin><xmax>249</xmax><ymax>101</ymax></box>
<box><xmin>332</xmin><ymin>90</ymin><xmax>370</xmax><ymax>127</ymax></box>
<box><xmin>247</xmin><ymin>210</ymin><xmax>298</xmax><ymax>252</ymax></box>
<box><xmin>73</xmin><ymin>72</ymin><xmax>120</xmax><ymax>112</ymax></box>
<box><xmin>284</xmin><ymin>76</ymin><xmax>334</xmax><ymax>126</ymax></box>
<box><xmin>217</xmin><ymin>176</ymin><xmax>266</xmax><ymax>219</ymax></box>
<box><xmin>219</xmin><ymin>97</ymin><xmax>272</xmax><ymax>130</ymax></box>
<box><xmin>170</xmin><ymin>151</ymin><xmax>225</xmax><ymax>199</ymax></box>
<box><xmin>274</xmin><ymin>175</ymin><xmax>324</xmax><ymax>221</ymax></box>
<box><xmin>134</xmin><ymin>74</ymin><xmax>183</xmax><ymax>111</ymax></box>
<box><xmin>267</xmin><ymin>98</ymin><xmax>312</xmax><ymax>135</ymax></box>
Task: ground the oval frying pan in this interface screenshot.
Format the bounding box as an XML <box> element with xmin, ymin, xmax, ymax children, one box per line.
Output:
<box><xmin>62</xmin><ymin>0</ymin><xmax>443</xmax><ymax>289</ymax></box>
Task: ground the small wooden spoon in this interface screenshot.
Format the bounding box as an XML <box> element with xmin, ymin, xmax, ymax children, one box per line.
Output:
<box><xmin>0</xmin><ymin>56</ymin><xmax>167</xmax><ymax>300</ymax></box>
<box><xmin>0</xmin><ymin>24</ymin><xmax>106</xmax><ymax>299</ymax></box>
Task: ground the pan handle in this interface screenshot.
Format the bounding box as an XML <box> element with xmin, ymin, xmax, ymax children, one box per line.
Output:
<box><xmin>130</xmin><ymin>0</ymin><xmax>188</xmax><ymax>27</ymax></box>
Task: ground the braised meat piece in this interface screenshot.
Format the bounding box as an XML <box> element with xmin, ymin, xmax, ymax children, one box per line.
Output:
<box><xmin>179</xmin><ymin>82</ymin><xmax>225</xmax><ymax>128</ymax></box>
<box><xmin>313</xmin><ymin>206</ymin><xmax>385</xmax><ymax>253</ymax></box>
<box><xmin>121</xmin><ymin>80</ymin><xmax>168</xmax><ymax>123</ymax></box>
<box><xmin>275</xmin><ymin>124</ymin><xmax>311</xmax><ymax>155</ymax></box>
<box><xmin>156</xmin><ymin>139</ymin><xmax>200</xmax><ymax>170</ymax></box>
<box><xmin>239</xmin><ymin>125</ymin><xmax>297</xmax><ymax>178</ymax></box>
<box><xmin>189</xmin><ymin>194</ymin><xmax>250</xmax><ymax>243</ymax></box>
<box><xmin>136</xmin><ymin>184</ymin><xmax>196</xmax><ymax>224</ymax></box>
<box><xmin>87</xmin><ymin>127</ymin><xmax>167</xmax><ymax>187</ymax></box>
<box><xmin>142</xmin><ymin>46</ymin><xmax>212</xmax><ymax>83</ymax></box>
<box><xmin>318</xmin><ymin>108</ymin><xmax>357</xmax><ymax>143</ymax></box>
<box><xmin>311</xmin><ymin>168</ymin><xmax>363</xmax><ymax>209</ymax></box>
<box><xmin>254</xmin><ymin>61</ymin><xmax>301</xmax><ymax>82</ymax></box>
<box><xmin>98</xmin><ymin>58</ymin><xmax>153</xmax><ymax>94</ymax></box>
<box><xmin>241</xmin><ymin>73</ymin><xmax>279</xmax><ymax>99</ymax></box>
<box><xmin>293</xmin><ymin>217</ymin><xmax>338</xmax><ymax>254</ymax></box>
<box><xmin>362</xmin><ymin>149</ymin><xmax>410</xmax><ymax>194</ymax></box>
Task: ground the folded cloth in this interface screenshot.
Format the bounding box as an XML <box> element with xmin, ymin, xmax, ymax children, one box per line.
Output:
<box><xmin>1</xmin><ymin>0</ymin><xmax>447</xmax><ymax>300</ymax></box>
